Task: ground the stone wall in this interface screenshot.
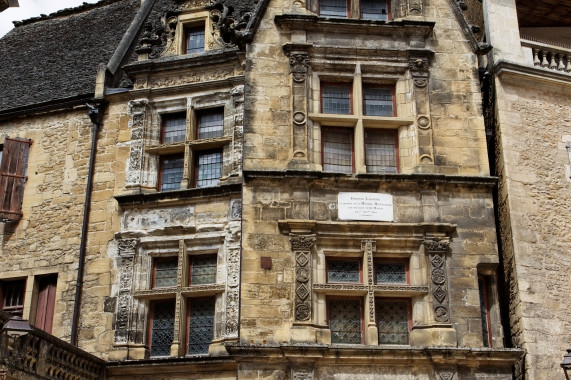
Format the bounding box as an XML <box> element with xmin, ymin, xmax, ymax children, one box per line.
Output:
<box><xmin>495</xmin><ymin>77</ymin><xmax>571</xmax><ymax>379</ymax></box>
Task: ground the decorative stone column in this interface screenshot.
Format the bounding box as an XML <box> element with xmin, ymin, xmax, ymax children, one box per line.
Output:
<box><xmin>291</xmin><ymin>234</ymin><xmax>316</xmax><ymax>323</ymax></box>
<box><xmin>362</xmin><ymin>239</ymin><xmax>379</xmax><ymax>345</ymax></box>
<box><xmin>284</xmin><ymin>44</ymin><xmax>312</xmax><ymax>169</ymax></box>
<box><xmin>409</xmin><ymin>56</ymin><xmax>435</xmax><ymax>169</ymax></box>
<box><xmin>114</xmin><ymin>238</ymin><xmax>138</xmax><ymax>344</ymax></box>
<box><xmin>422</xmin><ymin>238</ymin><xmax>451</xmax><ymax>323</ymax></box>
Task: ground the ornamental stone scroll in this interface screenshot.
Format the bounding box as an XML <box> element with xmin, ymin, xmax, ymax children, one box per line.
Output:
<box><xmin>422</xmin><ymin>238</ymin><xmax>451</xmax><ymax>323</ymax></box>
<box><xmin>291</xmin><ymin>234</ymin><xmax>316</xmax><ymax>322</ymax></box>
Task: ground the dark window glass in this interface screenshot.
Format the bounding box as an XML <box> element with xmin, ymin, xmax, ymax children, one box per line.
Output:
<box><xmin>150</xmin><ymin>300</ymin><xmax>175</xmax><ymax>357</ymax></box>
<box><xmin>187</xmin><ymin>298</ymin><xmax>215</xmax><ymax>355</ymax></box>
<box><xmin>376</xmin><ymin>300</ymin><xmax>409</xmax><ymax>344</ymax></box>
<box><xmin>186</xmin><ymin>26</ymin><xmax>205</xmax><ymax>54</ymax></box>
<box><xmin>160</xmin><ymin>154</ymin><xmax>184</xmax><ymax>191</ymax></box>
<box><xmin>154</xmin><ymin>258</ymin><xmax>178</xmax><ymax>288</ymax></box>
<box><xmin>322</xmin><ymin>128</ymin><xmax>353</xmax><ymax>173</ymax></box>
<box><xmin>361</xmin><ymin>0</ymin><xmax>389</xmax><ymax>20</ymax></box>
<box><xmin>322</xmin><ymin>85</ymin><xmax>351</xmax><ymax>114</ymax></box>
<box><xmin>479</xmin><ymin>276</ymin><xmax>492</xmax><ymax>347</ymax></box>
<box><xmin>365</xmin><ymin>129</ymin><xmax>397</xmax><ymax>173</ymax></box>
<box><xmin>375</xmin><ymin>262</ymin><xmax>406</xmax><ymax>284</ymax></box>
<box><xmin>162</xmin><ymin>113</ymin><xmax>186</xmax><ymax>144</ymax></box>
<box><xmin>1</xmin><ymin>279</ymin><xmax>25</xmax><ymax>317</ymax></box>
<box><xmin>196</xmin><ymin>150</ymin><xmax>222</xmax><ymax>188</ymax></box>
<box><xmin>320</xmin><ymin>0</ymin><xmax>348</xmax><ymax>17</ymax></box>
<box><xmin>363</xmin><ymin>87</ymin><xmax>393</xmax><ymax>116</ymax></box>
<box><xmin>328</xmin><ymin>260</ymin><xmax>360</xmax><ymax>283</ymax></box>
<box><xmin>198</xmin><ymin>109</ymin><xmax>224</xmax><ymax>139</ymax></box>
<box><xmin>190</xmin><ymin>256</ymin><xmax>217</xmax><ymax>285</ymax></box>
<box><xmin>330</xmin><ymin>299</ymin><xmax>362</xmax><ymax>344</ymax></box>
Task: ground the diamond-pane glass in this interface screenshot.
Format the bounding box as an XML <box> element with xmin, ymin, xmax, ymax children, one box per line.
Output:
<box><xmin>320</xmin><ymin>0</ymin><xmax>348</xmax><ymax>17</ymax></box>
<box><xmin>365</xmin><ymin>129</ymin><xmax>397</xmax><ymax>174</ymax></box>
<box><xmin>150</xmin><ymin>300</ymin><xmax>175</xmax><ymax>357</ymax></box>
<box><xmin>363</xmin><ymin>88</ymin><xmax>393</xmax><ymax>116</ymax></box>
<box><xmin>160</xmin><ymin>155</ymin><xmax>184</xmax><ymax>191</ymax></box>
<box><xmin>328</xmin><ymin>260</ymin><xmax>360</xmax><ymax>283</ymax></box>
<box><xmin>322</xmin><ymin>85</ymin><xmax>351</xmax><ymax>114</ymax></box>
<box><xmin>361</xmin><ymin>0</ymin><xmax>389</xmax><ymax>20</ymax></box>
<box><xmin>330</xmin><ymin>299</ymin><xmax>362</xmax><ymax>344</ymax></box>
<box><xmin>322</xmin><ymin>128</ymin><xmax>352</xmax><ymax>173</ymax></box>
<box><xmin>154</xmin><ymin>258</ymin><xmax>178</xmax><ymax>288</ymax></box>
<box><xmin>186</xmin><ymin>27</ymin><xmax>204</xmax><ymax>53</ymax></box>
<box><xmin>376</xmin><ymin>300</ymin><xmax>409</xmax><ymax>345</ymax></box>
<box><xmin>196</xmin><ymin>151</ymin><xmax>222</xmax><ymax>188</ymax></box>
<box><xmin>162</xmin><ymin>114</ymin><xmax>186</xmax><ymax>144</ymax></box>
<box><xmin>187</xmin><ymin>298</ymin><xmax>215</xmax><ymax>354</ymax></box>
<box><xmin>191</xmin><ymin>256</ymin><xmax>216</xmax><ymax>285</ymax></box>
<box><xmin>375</xmin><ymin>262</ymin><xmax>406</xmax><ymax>284</ymax></box>
<box><xmin>198</xmin><ymin>110</ymin><xmax>224</xmax><ymax>139</ymax></box>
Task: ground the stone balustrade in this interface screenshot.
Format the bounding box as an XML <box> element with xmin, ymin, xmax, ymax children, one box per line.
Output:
<box><xmin>521</xmin><ymin>36</ymin><xmax>571</xmax><ymax>73</ymax></box>
<box><xmin>0</xmin><ymin>316</ymin><xmax>106</xmax><ymax>380</ymax></box>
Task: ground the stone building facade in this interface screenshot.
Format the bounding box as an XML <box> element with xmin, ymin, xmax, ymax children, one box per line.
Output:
<box><xmin>3</xmin><ymin>0</ymin><xmax>568</xmax><ymax>379</ymax></box>
<box><xmin>481</xmin><ymin>0</ymin><xmax>571</xmax><ymax>378</ymax></box>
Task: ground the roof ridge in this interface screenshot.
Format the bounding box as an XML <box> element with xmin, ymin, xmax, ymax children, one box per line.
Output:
<box><xmin>12</xmin><ymin>0</ymin><xmax>125</xmax><ymax>28</ymax></box>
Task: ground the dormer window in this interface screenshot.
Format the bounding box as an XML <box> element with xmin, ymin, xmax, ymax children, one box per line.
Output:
<box><xmin>185</xmin><ymin>24</ymin><xmax>205</xmax><ymax>54</ymax></box>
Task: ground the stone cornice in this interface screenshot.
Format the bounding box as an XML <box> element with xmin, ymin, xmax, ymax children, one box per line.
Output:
<box><xmin>494</xmin><ymin>59</ymin><xmax>571</xmax><ymax>94</ymax></box>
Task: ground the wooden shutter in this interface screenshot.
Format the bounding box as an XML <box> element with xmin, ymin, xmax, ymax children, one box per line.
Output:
<box><xmin>35</xmin><ymin>276</ymin><xmax>57</xmax><ymax>334</ymax></box>
<box><xmin>0</xmin><ymin>138</ymin><xmax>32</xmax><ymax>221</ymax></box>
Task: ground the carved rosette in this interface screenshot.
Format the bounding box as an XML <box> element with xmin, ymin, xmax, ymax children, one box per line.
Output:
<box><xmin>114</xmin><ymin>238</ymin><xmax>138</xmax><ymax>343</ymax></box>
<box><xmin>423</xmin><ymin>238</ymin><xmax>451</xmax><ymax>323</ymax></box>
<box><xmin>291</xmin><ymin>234</ymin><xmax>316</xmax><ymax>322</ymax></box>
<box><xmin>362</xmin><ymin>239</ymin><xmax>377</xmax><ymax>322</ymax></box>
<box><xmin>284</xmin><ymin>46</ymin><xmax>311</xmax><ymax>165</ymax></box>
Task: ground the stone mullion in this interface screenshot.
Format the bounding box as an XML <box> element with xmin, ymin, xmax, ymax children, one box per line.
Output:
<box><xmin>284</xmin><ymin>45</ymin><xmax>311</xmax><ymax>169</ymax></box>
<box><xmin>114</xmin><ymin>239</ymin><xmax>138</xmax><ymax>344</ymax></box>
<box><xmin>362</xmin><ymin>239</ymin><xmax>378</xmax><ymax>345</ymax></box>
<box><xmin>409</xmin><ymin>57</ymin><xmax>434</xmax><ymax>168</ymax></box>
<box><xmin>291</xmin><ymin>234</ymin><xmax>316</xmax><ymax>323</ymax></box>
<box><xmin>169</xmin><ymin>240</ymin><xmax>186</xmax><ymax>356</ymax></box>
<box><xmin>422</xmin><ymin>238</ymin><xmax>451</xmax><ymax>323</ymax></box>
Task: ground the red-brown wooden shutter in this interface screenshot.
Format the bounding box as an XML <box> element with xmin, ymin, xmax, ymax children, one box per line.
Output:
<box><xmin>0</xmin><ymin>138</ymin><xmax>32</xmax><ymax>221</ymax></box>
<box><xmin>35</xmin><ymin>276</ymin><xmax>57</xmax><ymax>334</ymax></box>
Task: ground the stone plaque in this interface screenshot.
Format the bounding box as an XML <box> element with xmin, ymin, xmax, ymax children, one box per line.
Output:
<box><xmin>338</xmin><ymin>192</ymin><xmax>393</xmax><ymax>221</ymax></box>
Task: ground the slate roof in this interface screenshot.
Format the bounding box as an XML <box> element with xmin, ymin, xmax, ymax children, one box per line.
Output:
<box><xmin>0</xmin><ymin>0</ymin><xmax>140</xmax><ymax>114</ymax></box>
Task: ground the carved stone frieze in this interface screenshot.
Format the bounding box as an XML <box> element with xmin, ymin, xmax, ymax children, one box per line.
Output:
<box><xmin>422</xmin><ymin>238</ymin><xmax>450</xmax><ymax>253</ymax></box>
<box><xmin>292</xmin><ymin>367</ymin><xmax>313</xmax><ymax>380</ymax></box>
<box><xmin>312</xmin><ymin>284</ymin><xmax>368</xmax><ymax>291</ymax></box>
<box><xmin>291</xmin><ymin>234</ymin><xmax>316</xmax><ymax>250</ymax></box>
<box><xmin>138</xmin><ymin>69</ymin><xmax>244</xmax><ymax>90</ymax></box>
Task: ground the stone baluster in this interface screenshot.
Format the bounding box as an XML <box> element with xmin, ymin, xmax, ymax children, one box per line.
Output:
<box><xmin>566</xmin><ymin>56</ymin><xmax>571</xmax><ymax>72</ymax></box>
<box><xmin>549</xmin><ymin>53</ymin><xmax>558</xmax><ymax>70</ymax></box>
<box><xmin>532</xmin><ymin>49</ymin><xmax>540</xmax><ymax>66</ymax></box>
<box><xmin>541</xmin><ymin>50</ymin><xmax>549</xmax><ymax>67</ymax></box>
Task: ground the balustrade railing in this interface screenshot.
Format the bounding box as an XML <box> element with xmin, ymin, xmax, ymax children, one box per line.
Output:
<box><xmin>521</xmin><ymin>36</ymin><xmax>571</xmax><ymax>73</ymax></box>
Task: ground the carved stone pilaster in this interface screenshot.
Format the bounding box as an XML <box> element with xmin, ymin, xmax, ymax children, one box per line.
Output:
<box><xmin>114</xmin><ymin>238</ymin><xmax>138</xmax><ymax>344</ymax></box>
<box><xmin>291</xmin><ymin>234</ymin><xmax>316</xmax><ymax>322</ymax></box>
<box><xmin>225</xmin><ymin>247</ymin><xmax>240</xmax><ymax>336</ymax></box>
<box><xmin>126</xmin><ymin>99</ymin><xmax>149</xmax><ymax>187</ymax></box>
<box><xmin>284</xmin><ymin>44</ymin><xmax>311</xmax><ymax>168</ymax></box>
<box><xmin>231</xmin><ymin>85</ymin><xmax>244</xmax><ymax>175</ymax></box>
<box><xmin>423</xmin><ymin>238</ymin><xmax>451</xmax><ymax>323</ymax></box>
<box><xmin>409</xmin><ymin>57</ymin><xmax>434</xmax><ymax>166</ymax></box>
<box><xmin>362</xmin><ymin>239</ymin><xmax>377</xmax><ymax>323</ymax></box>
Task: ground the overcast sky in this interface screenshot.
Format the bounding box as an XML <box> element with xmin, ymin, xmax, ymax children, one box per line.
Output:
<box><xmin>0</xmin><ymin>0</ymin><xmax>101</xmax><ymax>37</ymax></box>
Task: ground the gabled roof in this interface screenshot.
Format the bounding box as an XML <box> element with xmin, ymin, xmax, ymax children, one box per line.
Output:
<box><xmin>0</xmin><ymin>0</ymin><xmax>140</xmax><ymax>115</ymax></box>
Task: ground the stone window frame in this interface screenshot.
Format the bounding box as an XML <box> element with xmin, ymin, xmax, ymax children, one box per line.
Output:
<box><xmin>144</xmin><ymin>95</ymin><xmax>234</xmax><ymax>192</ymax></box>
<box><xmin>133</xmin><ymin>236</ymin><xmax>226</xmax><ymax>358</ymax></box>
<box><xmin>309</xmin><ymin>0</ymin><xmax>393</xmax><ymax>20</ymax></box>
<box><xmin>309</xmin><ymin>67</ymin><xmax>413</xmax><ymax>174</ymax></box>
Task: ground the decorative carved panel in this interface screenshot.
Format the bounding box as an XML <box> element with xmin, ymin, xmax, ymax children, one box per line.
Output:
<box><xmin>409</xmin><ymin>57</ymin><xmax>434</xmax><ymax>166</ymax></box>
<box><xmin>114</xmin><ymin>238</ymin><xmax>138</xmax><ymax>344</ymax></box>
<box><xmin>291</xmin><ymin>234</ymin><xmax>316</xmax><ymax>322</ymax></box>
<box><xmin>423</xmin><ymin>238</ymin><xmax>451</xmax><ymax>323</ymax></box>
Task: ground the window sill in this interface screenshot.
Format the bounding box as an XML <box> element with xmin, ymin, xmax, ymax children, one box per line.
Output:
<box><xmin>309</xmin><ymin>113</ymin><xmax>414</xmax><ymax>127</ymax></box>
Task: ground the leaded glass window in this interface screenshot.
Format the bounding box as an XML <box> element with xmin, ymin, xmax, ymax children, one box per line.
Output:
<box><xmin>196</xmin><ymin>150</ymin><xmax>222</xmax><ymax>188</ymax></box>
<box><xmin>363</xmin><ymin>87</ymin><xmax>393</xmax><ymax>116</ymax></box>
<box><xmin>186</xmin><ymin>26</ymin><xmax>205</xmax><ymax>54</ymax></box>
<box><xmin>361</xmin><ymin>0</ymin><xmax>389</xmax><ymax>20</ymax></box>
<box><xmin>198</xmin><ymin>109</ymin><xmax>224</xmax><ymax>139</ymax></box>
<box><xmin>153</xmin><ymin>258</ymin><xmax>178</xmax><ymax>288</ymax></box>
<box><xmin>190</xmin><ymin>256</ymin><xmax>217</xmax><ymax>285</ymax></box>
<box><xmin>187</xmin><ymin>298</ymin><xmax>215</xmax><ymax>355</ymax></box>
<box><xmin>150</xmin><ymin>300</ymin><xmax>175</xmax><ymax>356</ymax></box>
<box><xmin>328</xmin><ymin>260</ymin><xmax>361</xmax><ymax>283</ymax></box>
<box><xmin>374</xmin><ymin>261</ymin><xmax>406</xmax><ymax>284</ymax></box>
<box><xmin>329</xmin><ymin>299</ymin><xmax>362</xmax><ymax>344</ymax></box>
<box><xmin>376</xmin><ymin>300</ymin><xmax>409</xmax><ymax>345</ymax></box>
<box><xmin>322</xmin><ymin>128</ymin><xmax>353</xmax><ymax>173</ymax></box>
<box><xmin>320</xmin><ymin>0</ymin><xmax>348</xmax><ymax>17</ymax></box>
<box><xmin>161</xmin><ymin>113</ymin><xmax>186</xmax><ymax>144</ymax></box>
<box><xmin>365</xmin><ymin>129</ymin><xmax>398</xmax><ymax>174</ymax></box>
<box><xmin>322</xmin><ymin>84</ymin><xmax>351</xmax><ymax>114</ymax></box>
<box><xmin>159</xmin><ymin>154</ymin><xmax>184</xmax><ymax>191</ymax></box>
